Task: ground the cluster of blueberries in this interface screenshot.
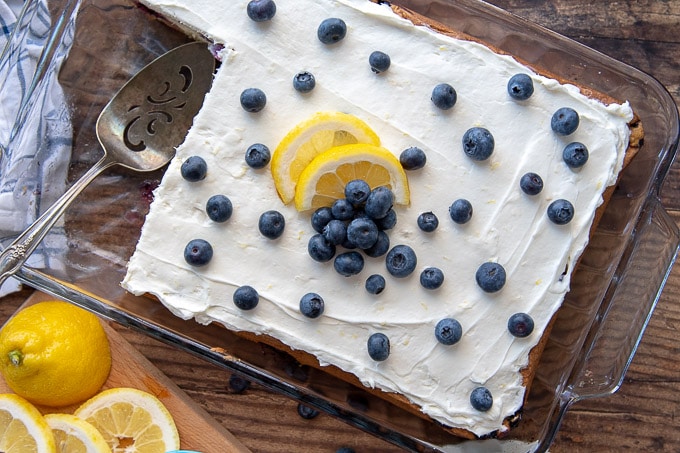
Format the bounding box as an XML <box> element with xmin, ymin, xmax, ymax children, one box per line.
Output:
<box><xmin>308</xmin><ymin>182</ymin><xmax>415</xmax><ymax>281</ymax></box>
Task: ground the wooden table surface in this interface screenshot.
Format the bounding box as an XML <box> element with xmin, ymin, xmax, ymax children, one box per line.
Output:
<box><xmin>2</xmin><ymin>1</ymin><xmax>679</xmax><ymax>451</ymax></box>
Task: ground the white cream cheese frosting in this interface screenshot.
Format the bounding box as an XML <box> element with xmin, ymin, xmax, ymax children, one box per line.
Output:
<box><xmin>123</xmin><ymin>0</ymin><xmax>633</xmax><ymax>436</ymax></box>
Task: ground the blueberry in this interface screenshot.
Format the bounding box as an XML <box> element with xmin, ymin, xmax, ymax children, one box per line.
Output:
<box><xmin>246</xmin><ymin>0</ymin><xmax>276</xmax><ymax>22</ymax></box>
<box><xmin>420</xmin><ymin>267</ymin><xmax>444</xmax><ymax>290</ymax></box>
<box><xmin>297</xmin><ymin>403</ymin><xmax>320</xmax><ymax>419</ymax></box>
<box><xmin>476</xmin><ymin>262</ymin><xmax>506</xmax><ymax>293</ymax></box>
<box><xmin>365</xmin><ymin>186</ymin><xmax>394</xmax><ymax>220</ymax></box>
<box><xmin>206</xmin><ymin>194</ymin><xmax>233</xmax><ymax>222</ymax></box>
<box><xmin>344</xmin><ymin>179</ymin><xmax>371</xmax><ymax>205</ymax></box>
<box><xmin>299</xmin><ymin>292</ymin><xmax>325</xmax><ymax>319</ymax></box>
<box><xmin>245</xmin><ymin>143</ymin><xmax>271</xmax><ymax>169</ymax></box>
<box><xmin>334</xmin><ymin>251</ymin><xmax>364</xmax><ymax>277</ymax></box>
<box><xmin>507</xmin><ymin>73</ymin><xmax>534</xmax><ymax>100</ymax></box>
<box><xmin>508</xmin><ymin>312</ymin><xmax>534</xmax><ymax>338</ymax></box>
<box><xmin>341</xmin><ymin>236</ymin><xmax>358</xmax><ymax>250</ymax></box>
<box><xmin>352</xmin><ymin>207</ymin><xmax>369</xmax><ymax>220</ymax></box>
<box><xmin>311</xmin><ymin>207</ymin><xmax>333</xmax><ymax>233</ymax></box>
<box><xmin>228</xmin><ymin>373</ymin><xmax>251</xmax><ymax>393</ymax></box>
<box><xmin>331</xmin><ymin>198</ymin><xmax>355</xmax><ymax>221</ymax></box>
<box><xmin>367</xmin><ymin>332</ymin><xmax>390</xmax><ymax>361</ymax></box>
<box><xmin>399</xmin><ymin>146</ymin><xmax>427</xmax><ymax>170</ymax></box>
<box><xmin>547</xmin><ymin>199</ymin><xmax>574</xmax><ymax>225</ymax></box>
<box><xmin>385</xmin><ymin>244</ymin><xmax>417</xmax><ymax>278</ymax></box>
<box><xmin>308</xmin><ymin>234</ymin><xmax>336</xmax><ymax>262</ymax></box>
<box><xmin>434</xmin><ymin>318</ymin><xmax>462</xmax><ymax>345</ymax></box>
<box><xmin>184</xmin><ymin>239</ymin><xmax>213</xmax><ymax>266</ymax></box>
<box><xmin>417</xmin><ymin>211</ymin><xmax>439</xmax><ymax>232</ymax></box>
<box><xmin>293</xmin><ymin>71</ymin><xmax>316</xmax><ymax>93</ymax></box>
<box><xmin>181</xmin><ymin>155</ymin><xmax>207</xmax><ymax>182</ymax></box>
<box><xmin>336</xmin><ymin>448</ymin><xmax>356</xmax><ymax>453</ymax></box>
<box><xmin>364</xmin><ymin>230</ymin><xmax>390</xmax><ymax>258</ymax></box>
<box><xmin>233</xmin><ymin>285</ymin><xmax>259</xmax><ymax>310</ymax></box>
<box><xmin>258</xmin><ymin>210</ymin><xmax>285</xmax><ymax>239</ymax></box>
<box><xmin>431</xmin><ymin>83</ymin><xmax>457</xmax><ymax>110</ymax></box>
<box><xmin>374</xmin><ymin>208</ymin><xmax>397</xmax><ymax>230</ymax></box>
<box><xmin>462</xmin><ymin>127</ymin><xmax>495</xmax><ymax>161</ymax></box>
<box><xmin>562</xmin><ymin>142</ymin><xmax>589</xmax><ymax>169</ymax></box>
<box><xmin>346</xmin><ymin>217</ymin><xmax>379</xmax><ymax>249</ymax></box>
<box><xmin>470</xmin><ymin>387</ymin><xmax>493</xmax><ymax>412</ymax></box>
<box><xmin>449</xmin><ymin>199</ymin><xmax>473</xmax><ymax>224</ymax></box>
<box><xmin>240</xmin><ymin>88</ymin><xmax>267</xmax><ymax>112</ymax></box>
<box><xmin>369</xmin><ymin>50</ymin><xmax>391</xmax><ymax>73</ymax></box>
<box><xmin>317</xmin><ymin>18</ymin><xmax>347</xmax><ymax>45</ymax></box>
<box><xmin>322</xmin><ymin>219</ymin><xmax>347</xmax><ymax>245</ymax></box>
<box><xmin>365</xmin><ymin>274</ymin><xmax>386</xmax><ymax>295</ymax></box>
<box><xmin>519</xmin><ymin>172</ymin><xmax>544</xmax><ymax>196</ymax></box>
<box><xmin>551</xmin><ymin>107</ymin><xmax>579</xmax><ymax>135</ymax></box>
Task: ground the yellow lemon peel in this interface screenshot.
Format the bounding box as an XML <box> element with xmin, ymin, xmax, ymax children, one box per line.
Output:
<box><xmin>0</xmin><ymin>301</ymin><xmax>112</xmax><ymax>407</ymax></box>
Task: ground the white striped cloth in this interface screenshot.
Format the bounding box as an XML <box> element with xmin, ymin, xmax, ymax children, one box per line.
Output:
<box><xmin>0</xmin><ymin>0</ymin><xmax>72</xmax><ymax>295</ymax></box>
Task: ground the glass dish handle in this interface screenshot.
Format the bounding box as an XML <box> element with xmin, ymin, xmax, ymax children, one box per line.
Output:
<box><xmin>567</xmin><ymin>196</ymin><xmax>679</xmax><ymax>401</ymax></box>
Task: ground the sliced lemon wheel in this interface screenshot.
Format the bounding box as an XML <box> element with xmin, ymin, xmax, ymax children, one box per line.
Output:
<box><xmin>294</xmin><ymin>143</ymin><xmax>410</xmax><ymax>211</ymax></box>
<box><xmin>271</xmin><ymin>111</ymin><xmax>381</xmax><ymax>204</ymax></box>
<box><xmin>73</xmin><ymin>388</ymin><xmax>179</xmax><ymax>453</ymax></box>
<box><xmin>0</xmin><ymin>393</ymin><xmax>56</xmax><ymax>453</ymax></box>
<box><xmin>45</xmin><ymin>413</ymin><xmax>110</xmax><ymax>453</ymax></box>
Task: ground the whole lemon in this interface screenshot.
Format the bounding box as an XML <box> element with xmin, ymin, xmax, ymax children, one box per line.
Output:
<box><xmin>0</xmin><ymin>300</ymin><xmax>112</xmax><ymax>407</ymax></box>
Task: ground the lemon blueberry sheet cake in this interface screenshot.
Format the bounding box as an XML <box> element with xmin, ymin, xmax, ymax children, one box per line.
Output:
<box><xmin>123</xmin><ymin>0</ymin><xmax>636</xmax><ymax>437</ymax></box>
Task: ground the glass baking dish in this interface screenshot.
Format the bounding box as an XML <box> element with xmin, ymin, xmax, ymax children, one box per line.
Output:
<box><xmin>2</xmin><ymin>0</ymin><xmax>678</xmax><ymax>451</ymax></box>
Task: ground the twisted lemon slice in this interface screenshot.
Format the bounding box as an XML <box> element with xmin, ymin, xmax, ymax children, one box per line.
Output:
<box><xmin>271</xmin><ymin>111</ymin><xmax>380</xmax><ymax>204</ymax></box>
<box><xmin>294</xmin><ymin>143</ymin><xmax>410</xmax><ymax>211</ymax></box>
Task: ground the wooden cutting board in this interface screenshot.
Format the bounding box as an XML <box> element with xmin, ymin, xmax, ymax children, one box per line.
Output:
<box><xmin>0</xmin><ymin>291</ymin><xmax>250</xmax><ymax>452</ymax></box>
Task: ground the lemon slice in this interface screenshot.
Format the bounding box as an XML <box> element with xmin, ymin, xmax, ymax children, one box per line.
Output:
<box><xmin>294</xmin><ymin>143</ymin><xmax>410</xmax><ymax>211</ymax></box>
<box><xmin>271</xmin><ymin>111</ymin><xmax>381</xmax><ymax>203</ymax></box>
<box><xmin>73</xmin><ymin>388</ymin><xmax>179</xmax><ymax>453</ymax></box>
<box><xmin>0</xmin><ymin>393</ymin><xmax>56</xmax><ymax>453</ymax></box>
<box><xmin>45</xmin><ymin>413</ymin><xmax>110</xmax><ymax>453</ymax></box>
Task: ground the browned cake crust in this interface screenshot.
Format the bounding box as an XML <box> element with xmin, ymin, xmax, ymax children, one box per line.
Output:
<box><xmin>136</xmin><ymin>0</ymin><xmax>643</xmax><ymax>441</ymax></box>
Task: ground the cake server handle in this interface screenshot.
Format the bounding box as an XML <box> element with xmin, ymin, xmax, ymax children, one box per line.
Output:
<box><xmin>0</xmin><ymin>156</ymin><xmax>116</xmax><ymax>286</ymax></box>
<box><xmin>568</xmin><ymin>197</ymin><xmax>679</xmax><ymax>400</ymax></box>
